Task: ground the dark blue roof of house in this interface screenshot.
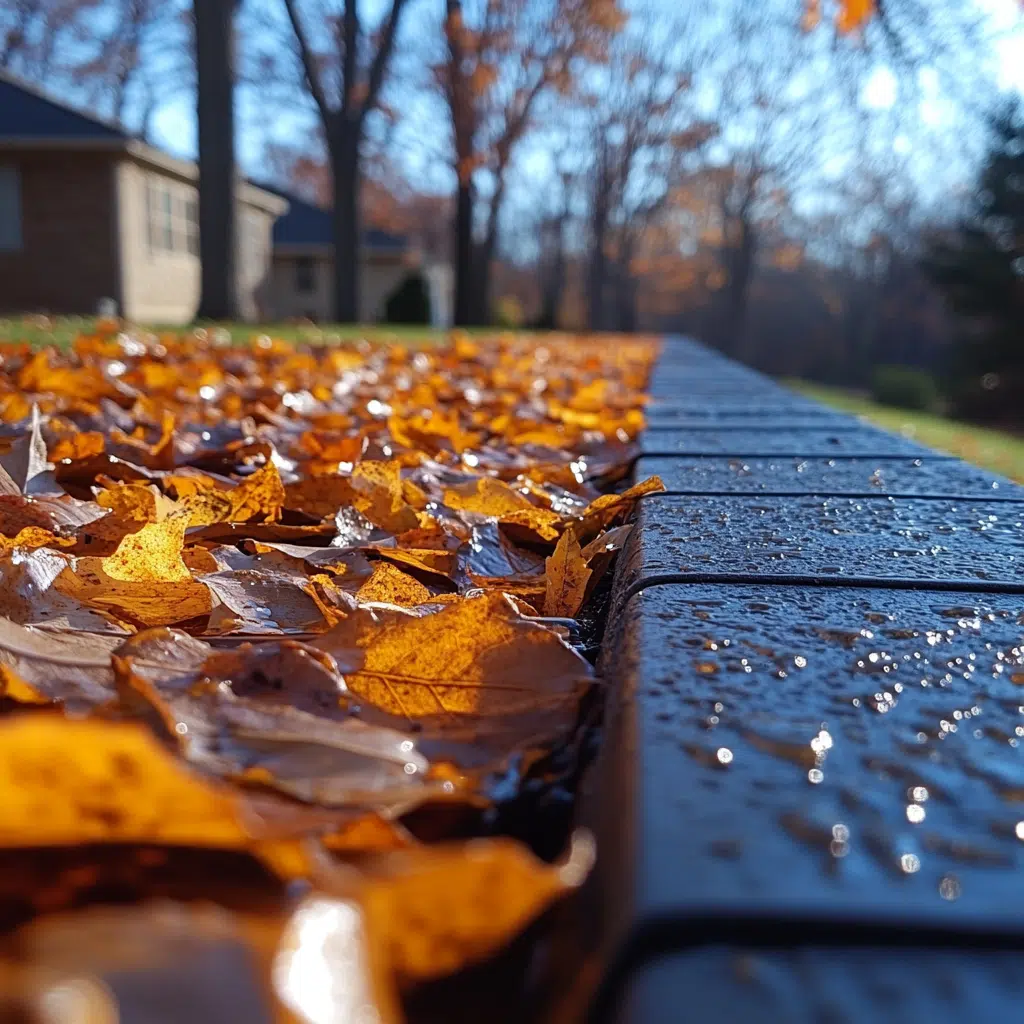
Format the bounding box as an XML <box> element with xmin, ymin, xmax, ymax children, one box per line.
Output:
<box><xmin>262</xmin><ymin>187</ymin><xmax>408</xmax><ymax>251</ymax></box>
<box><xmin>0</xmin><ymin>73</ymin><xmax>127</xmax><ymax>141</ymax></box>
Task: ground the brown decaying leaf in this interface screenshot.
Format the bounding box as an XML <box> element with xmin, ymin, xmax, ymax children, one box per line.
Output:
<box><xmin>112</xmin><ymin>629</ymin><xmax>438</xmax><ymax>809</ymax></box>
<box><xmin>0</xmin><ymin>615</ymin><xmax>122</xmax><ymax>705</ymax></box>
<box><xmin>0</xmin><ymin>405</ymin><xmax>54</xmax><ymax>495</ymax></box>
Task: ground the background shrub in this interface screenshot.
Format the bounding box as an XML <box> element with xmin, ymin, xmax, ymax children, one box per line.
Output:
<box><xmin>384</xmin><ymin>273</ymin><xmax>431</xmax><ymax>325</ymax></box>
<box><xmin>870</xmin><ymin>365</ymin><xmax>940</xmax><ymax>412</ymax></box>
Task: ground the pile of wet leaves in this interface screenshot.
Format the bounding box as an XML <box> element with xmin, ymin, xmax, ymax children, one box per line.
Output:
<box><xmin>0</xmin><ymin>325</ymin><xmax>661</xmax><ymax>1021</ymax></box>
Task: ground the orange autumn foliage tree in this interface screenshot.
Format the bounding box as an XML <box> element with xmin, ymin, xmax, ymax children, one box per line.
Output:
<box><xmin>0</xmin><ymin>325</ymin><xmax>660</xmax><ymax>1021</ymax></box>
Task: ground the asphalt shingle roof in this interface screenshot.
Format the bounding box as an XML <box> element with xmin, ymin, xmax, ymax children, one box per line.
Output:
<box><xmin>0</xmin><ymin>74</ymin><xmax>126</xmax><ymax>141</ymax></box>
<box><xmin>262</xmin><ymin>187</ymin><xmax>408</xmax><ymax>252</ymax></box>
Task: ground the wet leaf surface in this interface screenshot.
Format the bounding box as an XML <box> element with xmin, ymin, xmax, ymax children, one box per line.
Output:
<box><xmin>0</xmin><ymin>327</ymin><xmax>658</xmax><ymax>1020</ymax></box>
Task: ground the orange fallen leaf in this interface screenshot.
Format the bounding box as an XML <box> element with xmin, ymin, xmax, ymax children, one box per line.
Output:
<box><xmin>544</xmin><ymin>529</ymin><xmax>592</xmax><ymax>618</ymax></box>
<box><xmin>283</xmin><ymin>474</ymin><xmax>357</xmax><ymax>520</ymax></box>
<box><xmin>277</xmin><ymin>831</ymin><xmax>595</xmax><ymax>1023</ymax></box>
<box><xmin>577</xmin><ymin>475</ymin><xmax>664</xmax><ymax>542</ymax></box>
<box><xmin>96</xmin><ymin>482</ymin><xmax>180</xmax><ymax>523</ymax></box>
<box><xmin>350</xmin><ymin>461</ymin><xmax>420</xmax><ymax>534</ymax></box>
<box><xmin>0</xmin><ymin>526</ymin><xmax>74</xmax><ymax>556</ymax></box>
<box><xmin>0</xmin><ymin>714</ymin><xmax>310</xmax><ymax>877</ymax></box>
<box><xmin>0</xmin><ymin>664</ymin><xmax>51</xmax><ymax>705</ymax></box>
<box><xmin>49</xmin><ymin>431</ymin><xmax>105</xmax><ymax>462</ymax></box>
<box><xmin>443</xmin><ymin>477</ymin><xmax>534</xmax><ymax>517</ymax></box>
<box><xmin>313</xmin><ymin>591</ymin><xmax>591</xmax><ymax>721</ymax></box>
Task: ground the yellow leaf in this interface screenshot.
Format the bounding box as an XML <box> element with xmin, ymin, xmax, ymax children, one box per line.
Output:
<box><xmin>373</xmin><ymin>547</ymin><xmax>457</xmax><ymax>584</ymax></box>
<box><xmin>0</xmin><ymin>526</ymin><xmax>75</xmax><ymax>555</ymax></box>
<box><xmin>360</xmin><ymin>833</ymin><xmax>594</xmax><ymax>1019</ymax></box>
<box><xmin>356</xmin><ymin>563</ymin><xmax>432</xmax><ymax>607</ymax></box>
<box><xmin>498</xmin><ymin>507</ymin><xmax>563</xmax><ymax>544</ymax></box>
<box><xmin>228</xmin><ymin>461</ymin><xmax>286</xmax><ymax>523</ymax></box>
<box><xmin>56</xmin><ymin>566</ymin><xmax>212</xmax><ymax>630</ymax></box>
<box><xmin>100</xmin><ymin>513</ymin><xmax>191</xmax><ymax>582</ymax></box>
<box><xmin>96</xmin><ymin>482</ymin><xmax>179</xmax><ymax>523</ymax></box>
<box><xmin>544</xmin><ymin>529</ymin><xmax>592</xmax><ymax>618</ymax></box>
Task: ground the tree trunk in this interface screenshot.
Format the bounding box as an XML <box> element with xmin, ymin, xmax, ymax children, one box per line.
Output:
<box><xmin>538</xmin><ymin>217</ymin><xmax>567</xmax><ymax>330</ymax></box>
<box><xmin>473</xmin><ymin>174</ymin><xmax>507</xmax><ymax>323</ymax></box>
<box><xmin>717</xmin><ymin>215</ymin><xmax>755</xmax><ymax>358</ymax></box>
<box><xmin>452</xmin><ymin>178</ymin><xmax>474</xmax><ymax>327</ymax></box>
<box><xmin>195</xmin><ymin>0</ymin><xmax>238</xmax><ymax>321</ymax></box>
<box><xmin>330</xmin><ymin>124</ymin><xmax>361</xmax><ymax>324</ymax></box>
<box><xmin>587</xmin><ymin>139</ymin><xmax>612</xmax><ymax>331</ymax></box>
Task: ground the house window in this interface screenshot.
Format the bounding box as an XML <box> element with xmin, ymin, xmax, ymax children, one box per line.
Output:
<box><xmin>0</xmin><ymin>166</ymin><xmax>22</xmax><ymax>252</ymax></box>
<box><xmin>184</xmin><ymin>198</ymin><xmax>200</xmax><ymax>255</ymax></box>
<box><xmin>295</xmin><ymin>257</ymin><xmax>315</xmax><ymax>293</ymax></box>
<box><xmin>146</xmin><ymin>177</ymin><xmax>198</xmax><ymax>255</ymax></box>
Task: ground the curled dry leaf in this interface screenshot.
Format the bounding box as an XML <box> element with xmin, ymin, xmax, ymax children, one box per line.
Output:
<box><xmin>0</xmin><ymin>406</ymin><xmax>54</xmax><ymax>495</ymax></box>
<box><xmin>581</xmin><ymin>522</ymin><xmax>633</xmax><ymax>600</ymax></box>
<box><xmin>576</xmin><ymin>474</ymin><xmax>665</xmax><ymax>543</ymax></box>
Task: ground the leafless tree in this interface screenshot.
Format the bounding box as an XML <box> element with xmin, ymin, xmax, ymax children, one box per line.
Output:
<box><xmin>582</xmin><ymin>20</ymin><xmax>714</xmax><ymax>331</ymax></box>
<box><xmin>278</xmin><ymin>0</ymin><xmax>411</xmax><ymax>323</ymax></box>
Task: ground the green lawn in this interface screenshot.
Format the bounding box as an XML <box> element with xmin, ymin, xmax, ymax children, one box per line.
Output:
<box><xmin>786</xmin><ymin>380</ymin><xmax>1024</xmax><ymax>483</ymax></box>
<box><xmin>0</xmin><ymin>316</ymin><xmax>455</xmax><ymax>348</ymax></box>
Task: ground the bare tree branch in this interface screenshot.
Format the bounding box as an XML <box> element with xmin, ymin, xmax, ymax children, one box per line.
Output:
<box><xmin>281</xmin><ymin>0</ymin><xmax>330</xmax><ymax>123</ymax></box>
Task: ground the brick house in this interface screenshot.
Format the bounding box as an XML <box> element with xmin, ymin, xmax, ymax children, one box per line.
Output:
<box><xmin>0</xmin><ymin>73</ymin><xmax>287</xmax><ymax>322</ymax></box>
<box><xmin>0</xmin><ymin>73</ymin><xmax>453</xmax><ymax>326</ymax></box>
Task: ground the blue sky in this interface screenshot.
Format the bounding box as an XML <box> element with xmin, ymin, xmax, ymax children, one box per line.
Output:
<box><xmin>145</xmin><ymin>0</ymin><xmax>1024</xmax><ymax>193</ymax></box>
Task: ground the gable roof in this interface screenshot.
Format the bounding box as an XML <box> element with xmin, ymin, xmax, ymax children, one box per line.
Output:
<box><xmin>260</xmin><ymin>186</ymin><xmax>409</xmax><ymax>252</ymax></box>
<box><xmin>0</xmin><ymin>72</ymin><xmax>127</xmax><ymax>142</ymax></box>
<box><xmin>0</xmin><ymin>72</ymin><xmax>287</xmax><ymax>216</ymax></box>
